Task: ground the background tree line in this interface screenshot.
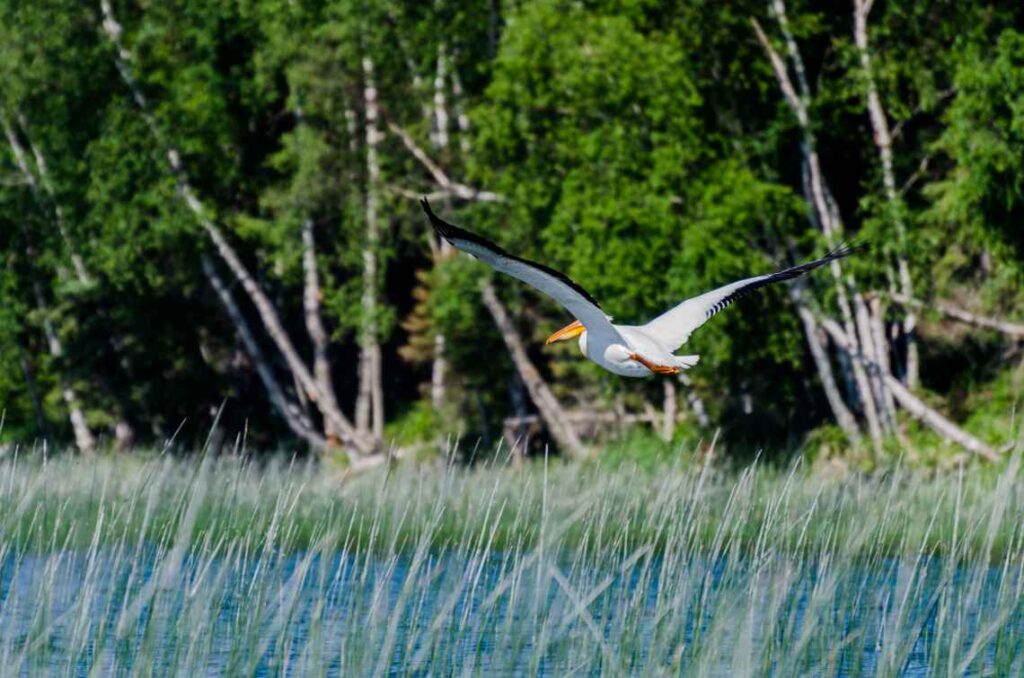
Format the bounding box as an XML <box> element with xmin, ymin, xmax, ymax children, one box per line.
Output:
<box><xmin>1</xmin><ymin>0</ymin><xmax>1022</xmax><ymax>465</ymax></box>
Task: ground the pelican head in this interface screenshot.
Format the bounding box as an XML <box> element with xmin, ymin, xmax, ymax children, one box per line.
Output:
<box><xmin>545</xmin><ymin>320</ymin><xmax>585</xmax><ymax>345</ymax></box>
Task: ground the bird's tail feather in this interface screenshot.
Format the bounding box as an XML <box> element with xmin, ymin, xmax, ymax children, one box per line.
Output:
<box><xmin>675</xmin><ymin>355</ymin><xmax>700</xmax><ymax>369</ymax></box>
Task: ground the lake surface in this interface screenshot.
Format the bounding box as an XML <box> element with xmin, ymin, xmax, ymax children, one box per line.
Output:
<box><xmin>0</xmin><ymin>547</ymin><xmax>1020</xmax><ymax>676</ymax></box>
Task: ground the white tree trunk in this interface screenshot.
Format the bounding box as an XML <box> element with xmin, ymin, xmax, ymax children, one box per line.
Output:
<box><xmin>2</xmin><ymin>114</ymin><xmax>92</xmax><ymax>285</ymax></box>
<box><xmin>202</xmin><ymin>255</ymin><xmax>326</xmax><ymax>451</ymax></box>
<box><xmin>428</xmin><ymin>44</ymin><xmax>455</xmax><ymax>417</ymax></box>
<box><xmin>793</xmin><ymin>302</ymin><xmax>861</xmax><ymax>439</ymax></box>
<box><xmin>854</xmin><ymin>291</ymin><xmax>893</xmax><ymax>432</ymax></box>
<box><xmin>480</xmin><ymin>283</ymin><xmax>587</xmax><ymax>459</ymax></box>
<box><xmin>358</xmin><ymin>56</ymin><xmax>385</xmax><ymax>441</ymax></box>
<box><xmin>754</xmin><ymin>10</ymin><xmax>880</xmax><ymax>445</ymax></box>
<box><xmin>868</xmin><ymin>294</ymin><xmax>898</xmax><ymax>421</ymax></box>
<box><xmin>8</xmin><ymin>112</ymin><xmax>142</xmax><ymax>446</ymax></box>
<box><xmin>301</xmin><ymin>218</ymin><xmax>343</xmax><ymax>445</ymax></box>
<box><xmin>852</xmin><ymin>0</ymin><xmax>919</xmax><ymax>388</ymax></box>
<box><xmin>431</xmin><ymin>43</ymin><xmax>450</xmax><ymax>152</ymax></box>
<box><xmin>31</xmin><ymin>281</ymin><xmax>96</xmax><ymax>456</ymax></box>
<box><xmin>8</xmin><ymin>116</ymin><xmax>97</xmax><ymax>455</ymax></box>
<box><xmin>661</xmin><ymin>378</ymin><xmax>677</xmax><ymax>443</ymax></box>
<box><xmin>17</xmin><ymin>115</ymin><xmax>92</xmax><ymax>285</ymax></box>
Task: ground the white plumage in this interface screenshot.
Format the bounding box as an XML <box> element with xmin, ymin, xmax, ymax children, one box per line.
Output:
<box><xmin>421</xmin><ymin>199</ymin><xmax>859</xmax><ymax>378</ymax></box>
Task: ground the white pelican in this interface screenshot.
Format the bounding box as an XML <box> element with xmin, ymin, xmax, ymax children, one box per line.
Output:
<box><xmin>421</xmin><ymin>199</ymin><xmax>860</xmax><ymax>378</ymax></box>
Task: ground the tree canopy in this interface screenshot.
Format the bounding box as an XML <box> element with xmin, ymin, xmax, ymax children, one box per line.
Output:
<box><xmin>1</xmin><ymin>0</ymin><xmax>1022</xmax><ymax>463</ymax></box>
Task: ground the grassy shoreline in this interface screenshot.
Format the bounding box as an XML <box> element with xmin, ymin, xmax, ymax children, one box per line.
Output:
<box><xmin>2</xmin><ymin>452</ymin><xmax>1024</xmax><ymax>675</ymax></box>
<box><xmin>1</xmin><ymin>450</ymin><xmax>1022</xmax><ymax>560</ymax></box>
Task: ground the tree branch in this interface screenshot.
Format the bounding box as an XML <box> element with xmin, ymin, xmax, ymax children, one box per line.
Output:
<box><xmin>892</xmin><ymin>294</ymin><xmax>1024</xmax><ymax>339</ymax></box>
<box><xmin>386</xmin><ymin>120</ymin><xmax>504</xmax><ymax>203</ymax></box>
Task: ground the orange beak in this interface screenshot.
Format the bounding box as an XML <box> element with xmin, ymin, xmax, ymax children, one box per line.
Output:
<box><xmin>545</xmin><ymin>320</ymin><xmax>585</xmax><ymax>344</ymax></box>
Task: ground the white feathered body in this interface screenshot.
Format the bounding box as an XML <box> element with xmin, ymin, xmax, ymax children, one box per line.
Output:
<box><xmin>579</xmin><ymin>325</ymin><xmax>700</xmax><ymax>378</ymax></box>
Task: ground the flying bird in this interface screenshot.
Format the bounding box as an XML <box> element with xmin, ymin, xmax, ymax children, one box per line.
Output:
<box><xmin>421</xmin><ymin>199</ymin><xmax>860</xmax><ymax>378</ymax></box>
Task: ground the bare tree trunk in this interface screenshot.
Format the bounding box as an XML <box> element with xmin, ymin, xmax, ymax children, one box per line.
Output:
<box><xmin>32</xmin><ymin>280</ymin><xmax>95</xmax><ymax>456</ymax></box>
<box><xmin>661</xmin><ymin>378</ymin><xmax>677</xmax><ymax>443</ymax></box>
<box><xmin>817</xmin><ymin>315</ymin><xmax>998</xmax><ymax>460</ymax></box>
<box><xmin>7</xmin><ymin>111</ymin><xmax>143</xmax><ymax>447</ymax></box>
<box><xmin>431</xmin><ymin>43</ymin><xmax>450</xmax><ymax>152</ymax></box>
<box><xmin>197</xmin><ymin>194</ymin><xmax>371</xmax><ymax>452</ymax></box>
<box><xmin>678</xmin><ymin>374</ymin><xmax>711</xmax><ymax>428</ymax></box>
<box><xmin>480</xmin><ymin>283</ymin><xmax>587</xmax><ymax>459</ymax></box>
<box><xmin>793</xmin><ymin>302</ymin><xmax>861</xmax><ymax>440</ymax></box>
<box><xmin>852</xmin><ymin>0</ymin><xmax>919</xmax><ymax>388</ymax></box>
<box><xmin>892</xmin><ymin>294</ymin><xmax>1024</xmax><ymax>339</ymax></box>
<box><xmin>16</xmin><ymin>342</ymin><xmax>48</xmax><ymax>442</ymax></box>
<box><xmin>202</xmin><ymin>255</ymin><xmax>326</xmax><ymax>451</ymax></box>
<box><xmin>428</xmin><ymin>44</ymin><xmax>454</xmax><ymax>418</ymax></box>
<box><xmin>100</xmin><ymin>3</ymin><xmax>373</xmax><ymax>456</ymax></box>
<box><xmin>5</xmin><ymin>116</ymin><xmax>97</xmax><ymax>455</ymax></box>
<box><xmin>450</xmin><ymin>55</ymin><xmax>473</xmax><ymax>159</ymax></box>
<box><xmin>301</xmin><ymin>219</ymin><xmax>343</xmax><ymax>445</ymax></box>
<box><xmin>431</xmin><ymin>333</ymin><xmax>448</xmax><ymax>412</ymax></box>
<box><xmin>358</xmin><ymin>56</ymin><xmax>385</xmax><ymax>441</ymax></box>
<box><xmin>854</xmin><ymin>291</ymin><xmax>893</xmax><ymax>432</ymax></box>
<box><xmin>7</xmin><ymin>117</ymin><xmax>97</xmax><ymax>456</ymax></box>
<box><xmin>2</xmin><ymin>114</ymin><xmax>91</xmax><ymax>285</ymax></box>
<box><xmin>868</xmin><ymin>294</ymin><xmax>898</xmax><ymax>421</ymax></box>
<box><xmin>15</xmin><ymin>114</ymin><xmax>93</xmax><ymax>285</ymax></box>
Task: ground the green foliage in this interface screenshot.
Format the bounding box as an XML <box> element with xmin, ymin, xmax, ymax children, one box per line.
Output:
<box><xmin>924</xmin><ymin>29</ymin><xmax>1024</xmax><ymax>307</ymax></box>
<box><xmin>590</xmin><ymin>429</ymin><xmax>701</xmax><ymax>472</ymax></box>
<box><xmin>0</xmin><ymin>0</ymin><xmax>1021</xmax><ymax>458</ymax></box>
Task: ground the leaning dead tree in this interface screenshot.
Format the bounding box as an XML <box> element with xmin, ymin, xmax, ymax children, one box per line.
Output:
<box><xmin>815</xmin><ymin>313</ymin><xmax>998</xmax><ymax>460</ymax></box>
<box><xmin>750</xmin><ymin>0</ymin><xmax>1001</xmax><ymax>460</ymax></box>
<box><xmin>99</xmin><ymin>1</ymin><xmax>378</xmax><ymax>460</ymax></box>
<box><xmin>481</xmin><ymin>283</ymin><xmax>587</xmax><ymax>459</ymax></box>
<box><xmin>202</xmin><ymin>254</ymin><xmax>326</xmax><ymax>449</ymax></box>
<box><xmin>2</xmin><ymin>112</ymin><xmax>96</xmax><ymax>456</ymax></box>
<box><xmin>5</xmin><ymin>108</ymin><xmax>142</xmax><ymax>449</ymax></box>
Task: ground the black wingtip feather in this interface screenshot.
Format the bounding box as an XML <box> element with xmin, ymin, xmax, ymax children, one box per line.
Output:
<box><xmin>700</xmin><ymin>240</ymin><xmax>868</xmax><ymax>321</ymax></box>
<box><xmin>826</xmin><ymin>240</ymin><xmax>868</xmax><ymax>260</ymax></box>
<box><xmin>417</xmin><ymin>197</ymin><xmax>603</xmax><ymax>309</ymax></box>
<box><xmin>421</xmin><ymin>198</ymin><xmax>460</xmax><ymax>247</ymax></box>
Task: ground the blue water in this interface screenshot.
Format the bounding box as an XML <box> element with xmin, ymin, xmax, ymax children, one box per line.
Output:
<box><xmin>0</xmin><ymin>548</ymin><xmax>1020</xmax><ymax>676</ymax></box>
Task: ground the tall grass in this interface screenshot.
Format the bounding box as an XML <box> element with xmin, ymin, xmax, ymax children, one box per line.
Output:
<box><xmin>1</xmin><ymin>450</ymin><xmax>1023</xmax><ymax>676</ymax></box>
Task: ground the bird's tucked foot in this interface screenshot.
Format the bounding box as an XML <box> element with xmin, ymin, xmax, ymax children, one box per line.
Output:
<box><xmin>629</xmin><ymin>352</ymin><xmax>681</xmax><ymax>375</ymax></box>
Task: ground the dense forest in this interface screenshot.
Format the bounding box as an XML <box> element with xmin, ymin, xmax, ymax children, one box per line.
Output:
<box><xmin>1</xmin><ymin>0</ymin><xmax>1022</xmax><ymax>464</ymax></box>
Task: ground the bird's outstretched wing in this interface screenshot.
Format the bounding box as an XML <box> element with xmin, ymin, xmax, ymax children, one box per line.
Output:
<box><xmin>421</xmin><ymin>199</ymin><xmax>618</xmax><ymax>337</ymax></box>
<box><xmin>643</xmin><ymin>244</ymin><xmax>864</xmax><ymax>351</ymax></box>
